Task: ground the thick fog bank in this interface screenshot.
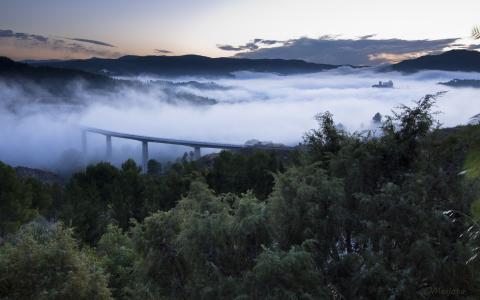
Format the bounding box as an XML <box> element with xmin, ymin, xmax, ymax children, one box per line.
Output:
<box><xmin>1</xmin><ymin>68</ymin><xmax>479</xmax><ymax>172</ymax></box>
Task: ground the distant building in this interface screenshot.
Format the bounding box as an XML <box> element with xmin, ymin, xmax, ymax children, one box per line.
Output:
<box><xmin>372</xmin><ymin>80</ymin><xmax>394</xmax><ymax>88</ymax></box>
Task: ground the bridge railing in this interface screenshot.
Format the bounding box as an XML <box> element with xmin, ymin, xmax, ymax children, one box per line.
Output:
<box><xmin>81</xmin><ymin>127</ymin><xmax>294</xmax><ymax>172</ymax></box>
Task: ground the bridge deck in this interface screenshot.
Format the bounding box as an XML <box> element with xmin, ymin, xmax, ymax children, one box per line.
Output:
<box><xmin>84</xmin><ymin>127</ymin><xmax>293</xmax><ymax>151</ymax></box>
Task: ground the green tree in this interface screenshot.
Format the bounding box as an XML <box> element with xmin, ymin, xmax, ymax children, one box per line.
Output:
<box><xmin>131</xmin><ymin>181</ymin><xmax>271</xmax><ymax>299</ymax></box>
<box><xmin>23</xmin><ymin>177</ymin><xmax>53</xmax><ymax>217</ymax></box>
<box><xmin>143</xmin><ymin>159</ymin><xmax>202</xmax><ymax>213</ymax></box>
<box><xmin>0</xmin><ymin>222</ymin><xmax>112</xmax><ymax>299</ymax></box>
<box><xmin>97</xmin><ymin>224</ymin><xmax>136</xmax><ymax>300</ymax></box>
<box><xmin>0</xmin><ymin>161</ymin><xmax>37</xmax><ymax>236</ymax></box>
<box><xmin>110</xmin><ymin>159</ymin><xmax>146</xmax><ymax>230</ymax></box>
<box><xmin>131</xmin><ymin>209</ymin><xmax>187</xmax><ymax>299</ymax></box>
<box><xmin>147</xmin><ymin>159</ymin><xmax>162</xmax><ymax>176</ymax></box>
<box><xmin>240</xmin><ymin>246</ymin><xmax>328</xmax><ymax>300</ymax></box>
<box><xmin>207</xmin><ymin>150</ymin><xmax>285</xmax><ymax>200</ymax></box>
<box><xmin>62</xmin><ymin>162</ymin><xmax>119</xmax><ymax>244</ymax></box>
<box><xmin>303</xmin><ymin>111</ymin><xmax>347</xmax><ymax>171</ymax></box>
<box><xmin>268</xmin><ymin>164</ymin><xmax>345</xmax><ymax>257</ymax></box>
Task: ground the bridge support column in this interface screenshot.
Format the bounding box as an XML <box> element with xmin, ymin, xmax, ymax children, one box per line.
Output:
<box><xmin>193</xmin><ymin>147</ymin><xmax>201</xmax><ymax>160</ymax></box>
<box><xmin>142</xmin><ymin>141</ymin><xmax>149</xmax><ymax>173</ymax></box>
<box><xmin>81</xmin><ymin>130</ymin><xmax>87</xmax><ymax>155</ymax></box>
<box><xmin>106</xmin><ymin>135</ymin><xmax>112</xmax><ymax>162</ymax></box>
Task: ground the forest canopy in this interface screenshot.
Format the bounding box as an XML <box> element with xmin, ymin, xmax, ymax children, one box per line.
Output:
<box><xmin>1</xmin><ymin>95</ymin><xmax>480</xmax><ymax>299</ymax></box>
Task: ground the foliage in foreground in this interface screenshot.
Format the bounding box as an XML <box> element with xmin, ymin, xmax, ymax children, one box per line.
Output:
<box><xmin>1</xmin><ymin>95</ymin><xmax>480</xmax><ymax>299</ymax></box>
<box><xmin>0</xmin><ymin>222</ymin><xmax>111</xmax><ymax>299</ymax></box>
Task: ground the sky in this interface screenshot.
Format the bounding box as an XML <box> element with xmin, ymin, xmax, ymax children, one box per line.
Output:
<box><xmin>1</xmin><ymin>0</ymin><xmax>480</xmax><ymax>62</ymax></box>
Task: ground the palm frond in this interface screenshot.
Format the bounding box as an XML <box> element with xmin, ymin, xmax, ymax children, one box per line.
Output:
<box><xmin>473</xmin><ymin>27</ymin><xmax>480</xmax><ymax>39</ymax></box>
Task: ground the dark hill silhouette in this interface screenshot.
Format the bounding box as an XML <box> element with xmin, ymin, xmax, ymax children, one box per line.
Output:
<box><xmin>0</xmin><ymin>56</ymin><xmax>115</xmax><ymax>92</ymax></box>
<box><xmin>0</xmin><ymin>57</ymin><xmax>18</xmax><ymax>68</ymax></box>
<box><xmin>439</xmin><ymin>79</ymin><xmax>480</xmax><ymax>88</ymax></box>
<box><xmin>29</xmin><ymin>54</ymin><xmax>340</xmax><ymax>76</ymax></box>
<box><xmin>0</xmin><ymin>57</ymin><xmax>219</xmax><ymax>106</ymax></box>
<box><xmin>391</xmin><ymin>50</ymin><xmax>480</xmax><ymax>73</ymax></box>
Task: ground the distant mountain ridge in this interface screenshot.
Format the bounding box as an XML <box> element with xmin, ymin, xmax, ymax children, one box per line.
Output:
<box><xmin>15</xmin><ymin>49</ymin><xmax>480</xmax><ymax>77</ymax></box>
<box><xmin>28</xmin><ymin>54</ymin><xmax>341</xmax><ymax>77</ymax></box>
<box><xmin>0</xmin><ymin>56</ymin><xmax>118</xmax><ymax>100</ymax></box>
<box><xmin>391</xmin><ymin>50</ymin><xmax>480</xmax><ymax>73</ymax></box>
<box><xmin>0</xmin><ymin>56</ymin><xmax>114</xmax><ymax>87</ymax></box>
<box><xmin>0</xmin><ymin>57</ymin><xmax>218</xmax><ymax>106</ymax></box>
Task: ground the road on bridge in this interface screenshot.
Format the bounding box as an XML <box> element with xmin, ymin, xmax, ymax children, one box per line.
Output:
<box><xmin>81</xmin><ymin>127</ymin><xmax>294</xmax><ymax>173</ymax></box>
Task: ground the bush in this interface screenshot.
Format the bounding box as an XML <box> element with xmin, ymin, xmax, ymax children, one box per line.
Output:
<box><xmin>0</xmin><ymin>222</ymin><xmax>111</xmax><ymax>299</ymax></box>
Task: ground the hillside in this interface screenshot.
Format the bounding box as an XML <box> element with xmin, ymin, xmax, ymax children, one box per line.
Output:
<box><xmin>439</xmin><ymin>79</ymin><xmax>480</xmax><ymax>88</ymax></box>
<box><xmin>0</xmin><ymin>56</ymin><xmax>114</xmax><ymax>87</ymax></box>
<box><xmin>29</xmin><ymin>54</ymin><xmax>340</xmax><ymax>77</ymax></box>
<box><xmin>391</xmin><ymin>50</ymin><xmax>480</xmax><ymax>73</ymax></box>
<box><xmin>14</xmin><ymin>166</ymin><xmax>64</xmax><ymax>185</ymax></box>
<box><xmin>0</xmin><ymin>56</ymin><xmax>117</xmax><ymax>97</ymax></box>
<box><xmin>0</xmin><ymin>57</ymin><xmax>218</xmax><ymax>106</ymax></box>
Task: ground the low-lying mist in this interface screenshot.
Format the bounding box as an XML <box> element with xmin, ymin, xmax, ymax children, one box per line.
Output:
<box><xmin>1</xmin><ymin>67</ymin><xmax>479</xmax><ymax>173</ymax></box>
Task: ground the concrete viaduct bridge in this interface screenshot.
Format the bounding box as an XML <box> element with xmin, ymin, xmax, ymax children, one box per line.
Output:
<box><xmin>81</xmin><ymin>127</ymin><xmax>293</xmax><ymax>172</ymax></box>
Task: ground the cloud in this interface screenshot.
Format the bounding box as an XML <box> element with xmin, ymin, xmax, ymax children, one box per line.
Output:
<box><xmin>30</xmin><ymin>35</ymin><xmax>48</xmax><ymax>43</ymax></box>
<box><xmin>1</xmin><ymin>68</ymin><xmax>480</xmax><ymax>171</ymax></box>
<box><xmin>0</xmin><ymin>29</ymin><xmax>14</xmax><ymax>37</ymax></box>
<box><xmin>358</xmin><ymin>34</ymin><xmax>377</xmax><ymax>40</ymax></box>
<box><xmin>467</xmin><ymin>44</ymin><xmax>480</xmax><ymax>50</ymax></box>
<box><xmin>217</xmin><ymin>38</ymin><xmax>284</xmax><ymax>52</ymax></box>
<box><xmin>217</xmin><ymin>44</ymin><xmax>244</xmax><ymax>51</ymax></box>
<box><xmin>69</xmin><ymin>38</ymin><xmax>115</xmax><ymax>47</ymax></box>
<box><xmin>226</xmin><ymin>36</ymin><xmax>460</xmax><ymax>65</ymax></box>
<box><xmin>367</xmin><ymin>51</ymin><xmax>430</xmax><ymax>64</ymax></box>
<box><xmin>217</xmin><ymin>43</ymin><xmax>259</xmax><ymax>51</ymax></box>
<box><xmin>0</xmin><ymin>28</ymin><xmax>122</xmax><ymax>60</ymax></box>
<box><xmin>155</xmin><ymin>49</ymin><xmax>172</xmax><ymax>54</ymax></box>
<box><xmin>258</xmin><ymin>39</ymin><xmax>279</xmax><ymax>45</ymax></box>
<box><xmin>0</xmin><ymin>29</ymin><xmax>49</xmax><ymax>43</ymax></box>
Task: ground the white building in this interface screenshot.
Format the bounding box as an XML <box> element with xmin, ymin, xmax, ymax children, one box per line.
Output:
<box><xmin>372</xmin><ymin>80</ymin><xmax>394</xmax><ymax>88</ymax></box>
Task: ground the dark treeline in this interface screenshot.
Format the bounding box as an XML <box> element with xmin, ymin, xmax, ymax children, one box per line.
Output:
<box><xmin>1</xmin><ymin>95</ymin><xmax>480</xmax><ymax>299</ymax></box>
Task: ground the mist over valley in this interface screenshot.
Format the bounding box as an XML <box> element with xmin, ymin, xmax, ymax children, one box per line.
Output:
<box><xmin>1</xmin><ymin>54</ymin><xmax>479</xmax><ymax>172</ymax></box>
<box><xmin>2</xmin><ymin>2</ymin><xmax>480</xmax><ymax>299</ymax></box>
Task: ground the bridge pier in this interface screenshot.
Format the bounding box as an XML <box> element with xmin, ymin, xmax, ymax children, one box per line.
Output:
<box><xmin>193</xmin><ymin>147</ymin><xmax>201</xmax><ymax>160</ymax></box>
<box><xmin>82</xmin><ymin>127</ymin><xmax>292</xmax><ymax>171</ymax></box>
<box><xmin>142</xmin><ymin>141</ymin><xmax>149</xmax><ymax>173</ymax></box>
<box><xmin>81</xmin><ymin>130</ymin><xmax>87</xmax><ymax>155</ymax></box>
<box><xmin>106</xmin><ymin>135</ymin><xmax>112</xmax><ymax>161</ymax></box>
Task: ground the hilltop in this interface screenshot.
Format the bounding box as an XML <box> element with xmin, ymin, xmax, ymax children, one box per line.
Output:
<box><xmin>0</xmin><ymin>57</ymin><xmax>218</xmax><ymax>106</ymax></box>
<box><xmin>390</xmin><ymin>50</ymin><xmax>480</xmax><ymax>73</ymax></box>
<box><xmin>28</xmin><ymin>54</ymin><xmax>341</xmax><ymax>77</ymax></box>
<box><xmin>0</xmin><ymin>56</ymin><xmax>115</xmax><ymax>91</ymax></box>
